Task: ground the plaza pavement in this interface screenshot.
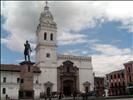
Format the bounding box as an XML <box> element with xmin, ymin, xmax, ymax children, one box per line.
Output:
<box><xmin>1</xmin><ymin>96</ymin><xmax>133</xmax><ymax>100</ymax></box>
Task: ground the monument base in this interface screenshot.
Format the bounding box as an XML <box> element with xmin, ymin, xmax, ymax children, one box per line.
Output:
<box><xmin>19</xmin><ymin>61</ymin><xmax>35</xmax><ymax>65</ymax></box>
<box><xmin>19</xmin><ymin>90</ymin><xmax>34</xmax><ymax>99</ymax></box>
<box><xmin>19</xmin><ymin>61</ymin><xmax>34</xmax><ymax>99</ymax></box>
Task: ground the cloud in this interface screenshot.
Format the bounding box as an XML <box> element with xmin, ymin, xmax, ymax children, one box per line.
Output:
<box><xmin>1</xmin><ymin>36</ymin><xmax>36</xmax><ymax>53</ymax></box>
<box><xmin>62</xmin><ymin>43</ymin><xmax>133</xmax><ymax>76</ymax></box>
<box><xmin>118</xmin><ymin>19</ymin><xmax>133</xmax><ymax>32</ymax></box>
<box><xmin>92</xmin><ymin>54</ymin><xmax>132</xmax><ymax>76</ymax></box>
<box><xmin>90</xmin><ymin>43</ymin><xmax>133</xmax><ymax>76</ymax></box>
<box><xmin>58</xmin><ymin>32</ymin><xmax>88</xmax><ymax>45</ymax></box>
<box><xmin>91</xmin><ymin>43</ymin><xmax>131</xmax><ymax>56</ymax></box>
<box><xmin>104</xmin><ymin>2</ymin><xmax>133</xmax><ymax>32</ymax></box>
<box><xmin>62</xmin><ymin>49</ymin><xmax>81</xmax><ymax>56</ymax></box>
<box><xmin>1</xmin><ymin>1</ymin><xmax>133</xmax><ymax>52</ymax></box>
<box><xmin>1</xmin><ymin>1</ymin><xmax>133</xmax><ymax>76</ymax></box>
<box><xmin>1</xmin><ymin>35</ymin><xmax>25</xmax><ymax>52</ymax></box>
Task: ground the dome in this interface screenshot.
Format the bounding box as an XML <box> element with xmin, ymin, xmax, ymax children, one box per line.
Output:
<box><xmin>39</xmin><ymin>3</ymin><xmax>55</xmax><ymax>23</ymax></box>
<box><xmin>40</xmin><ymin>6</ymin><xmax>54</xmax><ymax>20</ymax></box>
<box><xmin>38</xmin><ymin>2</ymin><xmax>57</xmax><ymax>29</ymax></box>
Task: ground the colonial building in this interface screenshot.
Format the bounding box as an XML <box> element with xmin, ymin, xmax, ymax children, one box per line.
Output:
<box><xmin>106</xmin><ymin>69</ymin><xmax>126</xmax><ymax>96</ymax></box>
<box><xmin>124</xmin><ymin>61</ymin><xmax>133</xmax><ymax>94</ymax></box>
<box><xmin>94</xmin><ymin>77</ymin><xmax>105</xmax><ymax>97</ymax></box>
<box><xmin>0</xmin><ymin>2</ymin><xmax>94</xmax><ymax>99</ymax></box>
<box><xmin>0</xmin><ymin>64</ymin><xmax>41</xmax><ymax>99</ymax></box>
<box><xmin>106</xmin><ymin>60</ymin><xmax>133</xmax><ymax>96</ymax></box>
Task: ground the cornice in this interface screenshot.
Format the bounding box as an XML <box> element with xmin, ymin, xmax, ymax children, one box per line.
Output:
<box><xmin>35</xmin><ymin>43</ymin><xmax>57</xmax><ymax>50</ymax></box>
<box><xmin>57</xmin><ymin>54</ymin><xmax>91</xmax><ymax>61</ymax></box>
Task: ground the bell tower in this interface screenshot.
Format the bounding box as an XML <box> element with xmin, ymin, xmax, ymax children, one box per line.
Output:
<box><xmin>36</xmin><ymin>1</ymin><xmax>57</xmax><ymax>67</ymax></box>
<box><xmin>35</xmin><ymin>1</ymin><xmax>58</xmax><ymax>92</ymax></box>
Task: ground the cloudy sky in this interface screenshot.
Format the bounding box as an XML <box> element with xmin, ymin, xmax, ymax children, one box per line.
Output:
<box><xmin>1</xmin><ymin>1</ymin><xmax>133</xmax><ymax>76</ymax></box>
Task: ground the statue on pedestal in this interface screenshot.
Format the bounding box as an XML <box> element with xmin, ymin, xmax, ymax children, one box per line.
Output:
<box><xmin>24</xmin><ymin>40</ymin><xmax>32</xmax><ymax>61</ymax></box>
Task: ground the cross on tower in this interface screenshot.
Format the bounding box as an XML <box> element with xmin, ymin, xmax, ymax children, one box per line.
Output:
<box><xmin>46</xmin><ymin>0</ymin><xmax>48</xmax><ymax>6</ymax></box>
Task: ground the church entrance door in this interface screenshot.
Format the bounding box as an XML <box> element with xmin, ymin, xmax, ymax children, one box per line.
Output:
<box><xmin>57</xmin><ymin>60</ymin><xmax>79</xmax><ymax>96</ymax></box>
<box><xmin>63</xmin><ymin>80</ymin><xmax>74</xmax><ymax>96</ymax></box>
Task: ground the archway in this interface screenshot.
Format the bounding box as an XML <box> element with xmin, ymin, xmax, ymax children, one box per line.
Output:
<box><xmin>46</xmin><ymin>87</ymin><xmax>51</xmax><ymax>96</ymax></box>
<box><xmin>44</xmin><ymin>81</ymin><xmax>53</xmax><ymax>96</ymax></box>
<box><xmin>63</xmin><ymin>80</ymin><xmax>74</xmax><ymax>96</ymax></box>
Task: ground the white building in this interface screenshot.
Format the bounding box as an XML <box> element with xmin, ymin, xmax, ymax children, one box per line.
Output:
<box><xmin>0</xmin><ymin>2</ymin><xmax>94</xmax><ymax>99</ymax></box>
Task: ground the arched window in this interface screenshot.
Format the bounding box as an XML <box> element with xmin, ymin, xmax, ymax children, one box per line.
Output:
<box><xmin>128</xmin><ymin>67</ymin><xmax>130</xmax><ymax>72</ymax></box>
<box><xmin>47</xmin><ymin>87</ymin><xmax>51</xmax><ymax>96</ymax></box>
<box><xmin>85</xmin><ymin>87</ymin><xmax>89</xmax><ymax>93</ymax></box>
<box><xmin>121</xmin><ymin>73</ymin><xmax>124</xmax><ymax>78</ymax></box>
<box><xmin>50</xmin><ymin>33</ymin><xmax>53</xmax><ymax>41</ymax></box>
<box><xmin>111</xmin><ymin>83</ymin><xmax>113</xmax><ymax>87</ymax></box>
<box><xmin>21</xmin><ymin>79</ymin><xmax>24</xmax><ymax>83</ymax></box>
<box><xmin>67</xmin><ymin>67</ymin><xmax>70</xmax><ymax>72</ymax></box>
<box><xmin>17</xmin><ymin>78</ymin><xmax>20</xmax><ymax>83</ymax></box>
<box><xmin>3</xmin><ymin>77</ymin><xmax>6</xmax><ymax>83</ymax></box>
<box><xmin>118</xmin><ymin>74</ymin><xmax>120</xmax><ymax>78</ymax></box>
<box><xmin>2</xmin><ymin>88</ymin><xmax>6</xmax><ymax>94</ymax></box>
<box><xmin>46</xmin><ymin>53</ymin><xmax>50</xmax><ymax>58</ymax></box>
<box><xmin>123</xmin><ymin>81</ymin><xmax>125</xmax><ymax>86</ymax></box>
<box><xmin>36</xmin><ymin>80</ymin><xmax>38</xmax><ymax>84</ymax></box>
<box><xmin>118</xmin><ymin>82</ymin><xmax>121</xmax><ymax>87</ymax></box>
<box><xmin>111</xmin><ymin>75</ymin><xmax>112</xmax><ymax>79</ymax></box>
<box><xmin>115</xmin><ymin>83</ymin><xmax>117</xmax><ymax>87</ymax></box>
<box><xmin>28</xmin><ymin>66</ymin><xmax>30</xmax><ymax>72</ymax></box>
<box><xmin>44</xmin><ymin>32</ymin><xmax>47</xmax><ymax>40</ymax></box>
<box><xmin>114</xmin><ymin>74</ymin><xmax>116</xmax><ymax>79</ymax></box>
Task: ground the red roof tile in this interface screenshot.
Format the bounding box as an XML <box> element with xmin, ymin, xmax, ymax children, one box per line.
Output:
<box><xmin>0</xmin><ymin>64</ymin><xmax>41</xmax><ymax>73</ymax></box>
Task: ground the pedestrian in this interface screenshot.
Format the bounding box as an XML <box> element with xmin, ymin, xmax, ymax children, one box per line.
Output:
<box><xmin>85</xmin><ymin>92</ymin><xmax>88</xmax><ymax>100</ymax></box>
<box><xmin>58</xmin><ymin>92</ymin><xmax>62</xmax><ymax>100</ymax></box>
<box><xmin>47</xmin><ymin>94</ymin><xmax>51</xmax><ymax>100</ymax></box>
<box><xmin>5</xmin><ymin>94</ymin><xmax>9</xmax><ymax>100</ymax></box>
<box><xmin>73</xmin><ymin>91</ymin><xmax>77</xmax><ymax>100</ymax></box>
<box><xmin>44</xmin><ymin>92</ymin><xmax>47</xmax><ymax>100</ymax></box>
<box><xmin>82</xmin><ymin>93</ymin><xmax>85</xmax><ymax>100</ymax></box>
<box><xmin>49</xmin><ymin>96</ymin><xmax>51</xmax><ymax>100</ymax></box>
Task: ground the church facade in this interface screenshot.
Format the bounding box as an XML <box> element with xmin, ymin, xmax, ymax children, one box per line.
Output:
<box><xmin>1</xmin><ymin>3</ymin><xmax>94</xmax><ymax>99</ymax></box>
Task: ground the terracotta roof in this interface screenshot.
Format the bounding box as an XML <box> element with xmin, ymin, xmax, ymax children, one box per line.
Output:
<box><xmin>0</xmin><ymin>64</ymin><xmax>41</xmax><ymax>73</ymax></box>
<box><xmin>124</xmin><ymin>60</ymin><xmax>133</xmax><ymax>65</ymax></box>
<box><xmin>94</xmin><ymin>77</ymin><xmax>104</xmax><ymax>79</ymax></box>
<box><xmin>107</xmin><ymin>69</ymin><xmax>124</xmax><ymax>75</ymax></box>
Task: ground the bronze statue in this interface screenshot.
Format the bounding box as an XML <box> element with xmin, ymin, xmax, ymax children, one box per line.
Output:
<box><xmin>24</xmin><ymin>40</ymin><xmax>32</xmax><ymax>61</ymax></box>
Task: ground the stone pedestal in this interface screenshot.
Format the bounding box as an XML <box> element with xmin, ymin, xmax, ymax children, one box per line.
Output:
<box><xmin>19</xmin><ymin>61</ymin><xmax>34</xmax><ymax>99</ymax></box>
<box><xmin>105</xmin><ymin>89</ymin><xmax>108</xmax><ymax>97</ymax></box>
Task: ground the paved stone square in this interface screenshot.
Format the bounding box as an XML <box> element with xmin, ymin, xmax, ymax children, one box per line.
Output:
<box><xmin>1</xmin><ymin>97</ymin><xmax>133</xmax><ymax>100</ymax></box>
<box><xmin>36</xmin><ymin>98</ymin><xmax>133</xmax><ymax>100</ymax></box>
<box><xmin>29</xmin><ymin>97</ymin><xmax>133</xmax><ymax>100</ymax></box>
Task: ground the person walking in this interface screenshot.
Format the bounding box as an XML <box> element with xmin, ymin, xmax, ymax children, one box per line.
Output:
<box><xmin>58</xmin><ymin>92</ymin><xmax>62</xmax><ymax>100</ymax></box>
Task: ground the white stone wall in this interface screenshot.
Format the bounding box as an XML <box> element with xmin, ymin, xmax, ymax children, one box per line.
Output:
<box><xmin>57</xmin><ymin>55</ymin><xmax>92</xmax><ymax>68</ymax></box>
<box><xmin>0</xmin><ymin>71</ymin><xmax>20</xmax><ymax>83</ymax></box>
<box><xmin>1</xmin><ymin>71</ymin><xmax>20</xmax><ymax>99</ymax></box>
<box><xmin>79</xmin><ymin>69</ymin><xmax>94</xmax><ymax>92</ymax></box>
<box><xmin>1</xmin><ymin>83</ymin><xmax>19</xmax><ymax>99</ymax></box>
<box><xmin>36</xmin><ymin>27</ymin><xmax>57</xmax><ymax>44</ymax></box>
<box><xmin>38</xmin><ymin>67</ymin><xmax>57</xmax><ymax>92</ymax></box>
<box><xmin>0</xmin><ymin>71</ymin><xmax>42</xmax><ymax>99</ymax></box>
<box><xmin>36</xmin><ymin>46</ymin><xmax>57</xmax><ymax>66</ymax></box>
<box><xmin>34</xmin><ymin>84</ymin><xmax>41</xmax><ymax>99</ymax></box>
